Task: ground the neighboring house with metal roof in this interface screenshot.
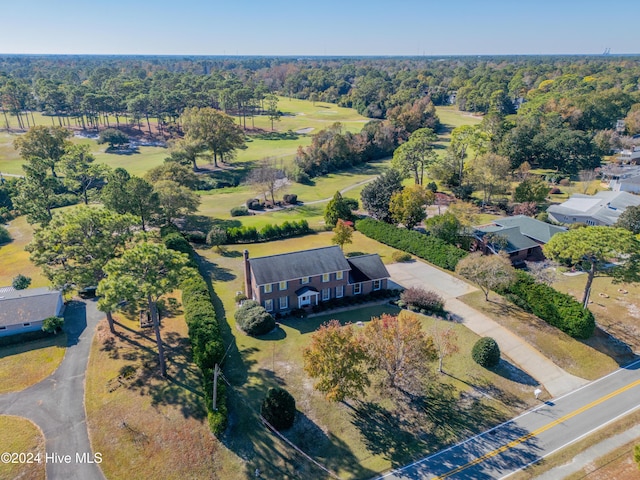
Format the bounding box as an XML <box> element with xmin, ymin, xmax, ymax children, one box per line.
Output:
<box><xmin>472</xmin><ymin>215</ymin><xmax>567</xmax><ymax>265</ymax></box>
<box><xmin>0</xmin><ymin>287</ymin><xmax>64</xmax><ymax>337</ymax></box>
<box><xmin>547</xmin><ymin>191</ymin><xmax>640</xmax><ymax>226</ymax></box>
<box><xmin>242</xmin><ymin>246</ymin><xmax>390</xmax><ymax>314</ymax></box>
<box><xmin>610</xmin><ymin>174</ymin><xmax>640</xmax><ymax>194</ymax></box>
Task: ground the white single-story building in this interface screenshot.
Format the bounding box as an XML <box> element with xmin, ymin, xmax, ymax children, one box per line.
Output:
<box><xmin>547</xmin><ymin>191</ymin><xmax>640</xmax><ymax>226</ymax></box>
<box><xmin>0</xmin><ymin>287</ymin><xmax>64</xmax><ymax>337</ymax></box>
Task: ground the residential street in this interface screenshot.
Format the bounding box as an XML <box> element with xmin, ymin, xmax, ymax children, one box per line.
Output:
<box><xmin>376</xmin><ymin>358</ymin><xmax>640</xmax><ymax>479</ymax></box>
<box><xmin>0</xmin><ymin>299</ymin><xmax>105</xmax><ymax>480</ymax></box>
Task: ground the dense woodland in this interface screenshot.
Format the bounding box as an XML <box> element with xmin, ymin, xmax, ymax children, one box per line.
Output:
<box><xmin>2</xmin><ymin>54</ymin><xmax>640</xmax><ymax>223</ymax></box>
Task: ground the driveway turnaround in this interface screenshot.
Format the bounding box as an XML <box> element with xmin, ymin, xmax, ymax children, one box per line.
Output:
<box><xmin>376</xmin><ymin>359</ymin><xmax>640</xmax><ymax>479</ymax></box>
<box><xmin>0</xmin><ymin>299</ymin><xmax>105</xmax><ymax>480</ymax></box>
<box><xmin>386</xmin><ymin>261</ymin><xmax>588</xmax><ymax>397</ymax></box>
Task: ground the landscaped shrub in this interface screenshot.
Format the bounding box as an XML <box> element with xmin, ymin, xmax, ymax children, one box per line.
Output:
<box><xmin>391</xmin><ymin>251</ymin><xmax>412</xmax><ymax>262</ymax></box>
<box><xmin>355</xmin><ymin>218</ymin><xmax>467</xmax><ymax>271</ymax></box>
<box><xmin>234</xmin><ymin>300</ymin><xmax>276</xmax><ymax>336</ymax></box>
<box><xmin>283</xmin><ymin>193</ymin><xmax>298</xmax><ymax>204</ymax></box>
<box><xmin>0</xmin><ymin>225</ymin><xmax>10</xmax><ymax>244</ymax></box>
<box><xmin>246</xmin><ymin>198</ymin><xmax>263</xmax><ymax>210</ymax></box>
<box><xmin>12</xmin><ymin>274</ymin><xmax>31</xmax><ymax>290</ymax></box>
<box><xmin>42</xmin><ymin>316</ymin><xmax>64</xmax><ymax>334</ymax></box>
<box><xmin>230</xmin><ymin>206</ymin><xmax>249</xmax><ymax>217</ymax></box>
<box><xmin>400</xmin><ymin>287</ymin><xmax>444</xmax><ymax>314</ymax></box>
<box><xmin>472</xmin><ymin>337</ymin><xmax>501</xmax><ymax>368</ymax></box>
<box><xmin>497</xmin><ymin>271</ymin><xmax>595</xmax><ymax>339</ymax></box>
<box><xmin>261</xmin><ymin>387</ymin><xmax>296</xmax><ymax>431</ymax></box>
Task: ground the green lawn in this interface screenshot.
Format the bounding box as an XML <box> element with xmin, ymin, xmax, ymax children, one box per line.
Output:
<box><xmin>198</xmin><ymin>233</ymin><xmax>542</xmax><ymax>478</ymax></box>
<box><xmin>459</xmin><ymin>291</ymin><xmax>619</xmax><ymax>379</ymax></box>
<box><xmin>552</xmin><ymin>272</ymin><xmax>640</xmax><ymax>355</ymax></box>
<box><xmin>0</xmin><ymin>416</ymin><xmax>45</xmax><ymax>480</ymax></box>
<box><xmin>196</xmin><ymin>158</ymin><xmax>392</xmax><ymax>225</ymax></box>
<box><xmin>0</xmin><ymin>333</ymin><xmax>67</xmax><ymax>394</ymax></box>
<box><xmin>0</xmin><ymin>216</ymin><xmax>49</xmax><ymax>288</ymax></box>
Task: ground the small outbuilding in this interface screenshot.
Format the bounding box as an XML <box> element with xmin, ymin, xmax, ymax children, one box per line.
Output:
<box><xmin>0</xmin><ymin>287</ymin><xmax>64</xmax><ymax>337</ymax></box>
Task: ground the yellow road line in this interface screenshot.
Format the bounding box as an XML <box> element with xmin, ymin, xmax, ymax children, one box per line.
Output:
<box><xmin>432</xmin><ymin>378</ymin><xmax>640</xmax><ymax>479</ymax></box>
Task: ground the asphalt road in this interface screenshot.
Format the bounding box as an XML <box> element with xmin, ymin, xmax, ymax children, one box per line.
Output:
<box><xmin>375</xmin><ymin>358</ymin><xmax>640</xmax><ymax>479</ymax></box>
<box><xmin>0</xmin><ymin>299</ymin><xmax>105</xmax><ymax>480</ymax></box>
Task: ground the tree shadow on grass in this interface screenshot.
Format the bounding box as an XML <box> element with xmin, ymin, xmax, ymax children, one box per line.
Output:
<box><xmin>100</xmin><ymin>321</ymin><xmax>206</xmax><ymax>420</ymax></box>
<box><xmin>198</xmin><ymin>255</ymin><xmax>236</xmax><ymax>282</ymax></box>
<box><xmin>351</xmin><ymin>380</ymin><xmax>531</xmax><ymax>469</ymax></box>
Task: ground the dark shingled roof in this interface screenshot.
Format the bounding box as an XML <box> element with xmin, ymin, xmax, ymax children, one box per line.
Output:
<box><xmin>347</xmin><ymin>255</ymin><xmax>390</xmax><ymax>283</ymax></box>
<box><xmin>493</xmin><ymin>215</ymin><xmax>566</xmax><ymax>244</ymax></box>
<box><xmin>0</xmin><ymin>287</ymin><xmax>62</xmax><ymax>328</ymax></box>
<box><xmin>249</xmin><ymin>245</ymin><xmax>350</xmax><ymax>286</ymax></box>
<box><xmin>474</xmin><ymin>225</ymin><xmax>539</xmax><ymax>254</ymax></box>
<box><xmin>295</xmin><ymin>286</ymin><xmax>319</xmax><ymax>296</ymax></box>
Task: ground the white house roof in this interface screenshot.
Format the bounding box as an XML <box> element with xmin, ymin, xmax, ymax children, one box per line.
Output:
<box><xmin>547</xmin><ymin>191</ymin><xmax>640</xmax><ymax>225</ymax></box>
<box><xmin>0</xmin><ymin>287</ymin><xmax>62</xmax><ymax>328</ymax></box>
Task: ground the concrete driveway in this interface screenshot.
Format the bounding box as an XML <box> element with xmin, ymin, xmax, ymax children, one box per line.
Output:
<box><xmin>387</xmin><ymin>260</ymin><xmax>588</xmax><ymax>397</ymax></box>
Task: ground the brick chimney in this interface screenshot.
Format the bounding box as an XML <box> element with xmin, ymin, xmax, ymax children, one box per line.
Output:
<box><xmin>243</xmin><ymin>250</ymin><xmax>252</xmax><ymax>298</ymax></box>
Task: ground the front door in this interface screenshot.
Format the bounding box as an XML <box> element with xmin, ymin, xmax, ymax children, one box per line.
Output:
<box><xmin>299</xmin><ymin>295</ymin><xmax>311</xmax><ymax>307</ymax></box>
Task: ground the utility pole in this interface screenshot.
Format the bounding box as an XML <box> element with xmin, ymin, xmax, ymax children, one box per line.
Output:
<box><xmin>212</xmin><ymin>364</ymin><xmax>219</xmax><ymax>411</ymax></box>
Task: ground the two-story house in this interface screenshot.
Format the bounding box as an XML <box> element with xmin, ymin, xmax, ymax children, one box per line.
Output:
<box><xmin>242</xmin><ymin>246</ymin><xmax>390</xmax><ymax>314</ymax></box>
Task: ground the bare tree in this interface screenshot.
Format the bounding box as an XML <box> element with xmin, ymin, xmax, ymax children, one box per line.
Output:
<box><xmin>247</xmin><ymin>157</ymin><xmax>287</xmax><ymax>204</ymax></box>
<box><xmin>430</xmin><ymin>322</ymin><xmax>459</xmax><ymax>374</ymax></box>
<box><xmin>524</xmin><ymin>260</ymin><xmax>558</xmax><ymax>286</ymax></box>
<box><xmin>579</xmin><ymin>169</ymin><xmax>598</xmax><ymax>193</ymax></box>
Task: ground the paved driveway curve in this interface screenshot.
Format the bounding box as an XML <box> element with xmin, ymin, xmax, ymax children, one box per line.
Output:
<box><xmin>0</xmin><ymin>299</ymin><xmax>105</xmax><ymax>480</ymax></box>
<box><xmin>387</xmin><ymin>261</ymin><xmax>588</xmax><ymax>397</ymax></box>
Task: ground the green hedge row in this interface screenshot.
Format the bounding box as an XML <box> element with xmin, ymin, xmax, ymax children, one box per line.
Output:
<box><xmin>227</xmin><ymin>219</ymin><xmax>310</xmax><ymax>244</ymax></box>
<box><xmin>497</xmin><ymin>271</ymin><xmax>595</xmax><ymax>339</ymax></box>
<box><xmin>355</xmin><ymin>218</ymin><xmax>467</xmax><ymax>271</ymax></box>
<box><xmin>161</xmin><ymin>227</ymin><xmax>228</xmax><ymax>435</ymax></box>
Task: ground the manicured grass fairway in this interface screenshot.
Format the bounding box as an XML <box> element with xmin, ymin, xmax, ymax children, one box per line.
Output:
<box><xmin>0</xmin><ymin>416</ymin><xmax>45</xmax><ymax>480</ymax></box>
<box><xmin>0</xmin><ymin>216</ymin><xmax>49</xmax><ymax>288</ymax></box>
<box><xmin>0</xmin><ymin>97</ymin><xmax>368</xmax><ymax>176</ymax></box>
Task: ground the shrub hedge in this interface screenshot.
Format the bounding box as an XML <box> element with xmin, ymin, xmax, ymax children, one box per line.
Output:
<box><xmin>355</xmin><ymin>218</ymin><xmax>467</xmax><ymax>271</ymax></box>
<box><xmin>227</xmin><ymin>220</ymin><xmax>310</xmax><ymax>244</ymax></box>
<box><xmin>161</xmin><ymin>227</ymin><xmax>227</xmax><ymax>435</ymax></box>
<box><xmin>497</xmin><ymin>271</ymin><xmax>595</xmax><ymax>339</ymax></box>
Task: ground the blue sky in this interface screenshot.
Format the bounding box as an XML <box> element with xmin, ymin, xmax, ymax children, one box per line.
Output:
<box><xmin>1</xmin><ymin>0</ymin><xmax>636</xmax><ymax>56</ymax></box>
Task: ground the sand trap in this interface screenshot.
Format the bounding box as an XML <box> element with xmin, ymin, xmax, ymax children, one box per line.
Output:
<box><xmin>295</xmin><ymin>127</ymin><xmax>314</xmax><ymax>134</ymax></box>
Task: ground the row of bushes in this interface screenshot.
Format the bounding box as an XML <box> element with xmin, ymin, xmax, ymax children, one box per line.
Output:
<box><xmin>355</xmin><ymin>218</ymin><xmax>467</xmax><ymax>271</ymax></box>
<box><xmin>161</xmin><ymin>227</ymin><xmax>228</xmax><ymax>435</ymax></box>
<box><xmin>226</xmin><ymin>220</ymin><xmax>310</xmax><ymax>244</ymax></box>
<box><xmin>308</xmin><ymin>288</ymin><xmax>399</xmax><ymax>314</ymax></box>
<box><xmin>497</xmin><ymin>271</ymin><xmax>595</xmax><ymax>339</ymax></box>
